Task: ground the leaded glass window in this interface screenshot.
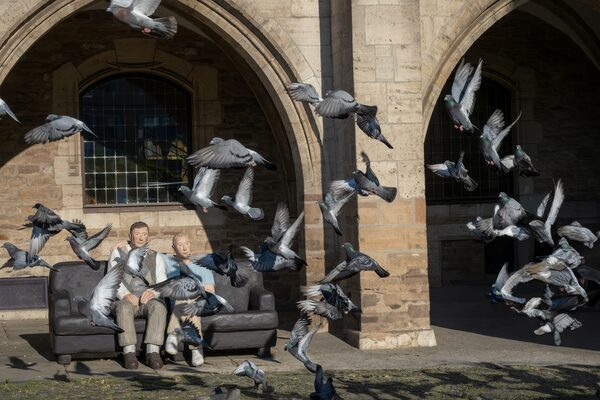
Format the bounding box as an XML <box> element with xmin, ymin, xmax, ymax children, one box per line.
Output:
<box><xmin>425</xmin><ymin>77</ymin><xmax>515</xmax><ymax>203</ymax></box>
<box><xmin>80</xmin><ymin>75</ymin><xmax>191</xmax><ymax>206</ymax></box>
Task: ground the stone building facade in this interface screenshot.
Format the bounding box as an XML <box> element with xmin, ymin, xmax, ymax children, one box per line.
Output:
<box><xmin>0</xmin><ymin>0</ymin><xmax>597</xmax><ymax>350</ymax></box>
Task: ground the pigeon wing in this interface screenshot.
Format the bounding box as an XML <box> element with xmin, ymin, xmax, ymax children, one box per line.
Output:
<box><xmin>132</xmin><ymin>0</ymin><xmax>161</xmax><ymax>16</ymax></box>
<box><xmin>536</xmin><ymin>192</ymin><xmax>551</xmax><ymax>219</ymax></box>
<box><xmin>83</xmin><ymin>224</ymin><xmax>112</xmax><ymax>251</ymax></box>
<box><xmin>427</xmin><ymin>163</ymin><xmax>451</xmax><ymax>178</ymax></box>
<box><xmin>500</xmin><ymin>155</ymin><xmax>516</xmax><ymax>171</ymax></box>
<box><xmin>271</xmin><ymin>202</ymin><xmax>291</xmax><ymax>243</ymax></box>
<box><xmin>187</xmin><ymin>139</ymin><xmax>252</xmax><ymax>168</ymax></box>
<box><xmin>360</xmin><ymin>151</ymin><xmax>380</xmax><ymax>186</ymax></box>
<box><xmin>29</xmin><ymin>226</ymin><xmax>52</xmax><ymax>258</ymax></box>
<box><xmin>194</xmin><ymin>168</ymin><xmax>220</xmax><ymax>199</ymax></box>
<box><xmin>287</xmin><ymin>316</ymin><xmax>311</xmax><ymax>349</ymax></box>
<box><xmin>0</xmin><ymin>98</ymin><xmax>20</xmax><ymax>124</ymax></box>
<box><xmin>495</xmin><ymin>262</ymin><xmax>510</xmax><ymax>289</ymax></box>
<box><xmin>287</xmin><ymin>83</ymin><xmax>322</xmax><ymax>104</ymax></box>
<box><xmin>459</xmin><ymin>59</ymin><xmax>482</xmax><ymax>116</ymax></box>
<box><xmin>314</xmin><ymin>90</ymin><xmax>357</xmax><ymax>117</ymax></box>
<box><xmin>451</xmin><ymin>58</ymin><xmax>470</xmax><ymax>102</ymax></box>
<box><xmin>280</xmin><ymin>211</ymin><xmax>304</xmax><ymax>248</ymax></box>
<box><xmin>545</xmin><ymin>179</ymin><xmax>564</xmax><ymax>228</ymax></box>
<box><xmin>234</xmin><ymin>167</ymin><xmax>254</xmax><ymax>207</ymax></box>
<box><xmin>89</xmin><ymin>263</ymin><xmax>124</xmax><ymax>317</ymax></box>
<box><xmin>110</xmin><ymin>0</ymin><xmax>135</xmax><ymax>7</ymax></box>
<box><xmin>492</xmin><ymin>111</ymin><xmax>522</xmax><ymax>151</ymax></box>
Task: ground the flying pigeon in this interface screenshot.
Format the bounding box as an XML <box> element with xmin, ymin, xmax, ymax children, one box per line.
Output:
<box><xmin>534</xmin><ymin>313</ymin><xmax>582</xmax><ymax>346</ymax></box>
<box><xmin>65</xmin><ymin>223</ymin><xmax>113</xmax><ymax>270</ymax></box>
<box><xmin>301</xmin><ymin>283</ymin><xmax>360</xmax><ymax>313</ymax></box>
<box><xmin>179</xmin><ymin>167</ymin><xmax>226</xmax><ymax>213</ymax></box>
<box><xmin>187</xmin><ymin>137</ymin><xmax>276</xmax><ymax>170</ymax></box>
<box><xmin>287</xmin><ymin>82</ymin><xmax>323</xmax><ymax>104</ymax></box>
<box><xmin>540</xmin><ymin>238</ymin><xmax>584</xmax><ymax>270</ymax></box>
<box><xmin>487</xmin><ymin>262</ymin><xmax>510</xmax><ymax>303</ymax></box>
<box><xmin>500</xmin><ymin>145</ymin><xmax>540</xmax><ymax>177</ymax></box>
<box><xmin>241</xmin><ymin>243</ymin><xmax>306</xmax><ymax>272</ymax></box>
<box><xmin>557</xmin><ymin>221</ymin><xmax>599</xmax><ymax>249</ymax></box>
<box><xmin>173</xmin><ymin>319</ymin><xmax>211</xmax><ymax>348</ymax></box>
<box><xmin>1</xmin><ymin>242</ymin><xmax>56</xmax><ymax>271</ymax></box>
<box><xmin>319</xmin><ymin>180</ymin><xmax>357</xmax><ymax>236</ymax></box>
<box><xmin>444</xmin><ymin>58</ymin><xmax>482</xmax><ymax>134</ymax></box>
<box><xmin>355</xmin><ymin>106</ymin><xmax>393</xmax><ymax>148</ymax></box>
<box><xmin>221</xmin><ymin>167</ymin><xmax>264</xmax><ymax>220</ymax></box>
<box><xmin>262</xmin><ymin>202</ymin><xmax>306</xmax><ymax>266</ymax></box>
<box><xmin>314</xmin><ymin>90</ymin><xmax>393</xmax><ymax>148</ymax></box>
<box><xmin>118</xmin><ymin>243</ymin><xmax>150</xmax><ymax>284</ymax></box>
<box><xmin>285</xmin><ymin>315</ymin><xmax>312</xmax><ymax>352</ymax></box>
<box><xmin>107</xmin><ymin>0</ymin><xmax>178</xmax><ymax>39</ymax></box>
<box><xmin>310</xmin><ymin>364</ymin><xmax>337</xmax><ymax>400</ymax></box>
<box><xmin>0</xmin><ymin>97</ymin><xmax>21</xmax><ymax>125</ymax></box>
<box><xmin>528</xmin><ymin>179</ymin><xmax>564</xmax><ymax>247</ymax></box>
<box><xmin>480</xmin><ymin>110</ymin><xmax>522</xmax><ymax>174</ymax></box>
<box><xmin>24</xmin><ymin>115</ymin><xmax>94</xmax><ymax>144</ymax></box>
<box><xmin>427</xmin><ymin>151</ymin><xmax>478</xmax><ymax>191</ymax></box>
<box><xmin>474</xmin><ymin>192</ymin><xmax>530</xmax><ymax>236</ymax></box>
<box><xmin>24</xmin><ymin>203</ymin><xmax>86</xmax><ymax>261</ymax></box>
<box><xmin>191</xmin><ymin>246</ymin><xmax>248</xmax><ymax>287</ymax></box>
<box><xmin>285</xmin><ymin>318</ymin><xmax>322</xmax><ymax>373</ymax></box>
<box><xmin>297</xmin><ymin>299</ymin><xmax>346</xmax><ymax>320</ymax></box>
<box><xmin>74</xmin><ymin>261</ymin><xmax>125</xmax><ymax>333</ymax></box>
<box><xmin>149</xmin><ymin>270</ymin><xmax>207</xmax><ymax>301</ymax></box>
<box><xmin>233</xmin><ymin>360</ymin><xmax>271</xmax><ymax>392</ymax></box>
<box><xmin>467</xmin><ymin>217</ymin><xmax>531</xmax><ymax>243</ymax></box>
<box><xmin>319</xmin><ymin>243</ymin><xmax>390</xmax><ymax>283</ymax></box>
<box><xmin>501</xmin><ymin>258</ymin><xmax>587</xmax><ymax>304</ymax></box>
<box><xmin>176</xmin><ymin>292</ymin><xmax>235</xmax><ymax>317</ymax></box>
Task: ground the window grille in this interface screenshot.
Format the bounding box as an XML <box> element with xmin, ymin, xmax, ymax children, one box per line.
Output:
<box><xmin>80</xmin><ymin>75</ymin><xmax>191</xmax><ymax>206</ymax></box>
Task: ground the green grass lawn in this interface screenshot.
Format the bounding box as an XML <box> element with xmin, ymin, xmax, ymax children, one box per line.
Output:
<box><xmin>1</xmin><ymin>365</ymin><xmax>599</xmax><ymax>399</ymax></box>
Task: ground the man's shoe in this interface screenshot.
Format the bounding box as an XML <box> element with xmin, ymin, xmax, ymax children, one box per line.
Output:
<box><xmin>165</xmin><ymin>333</ymin><xmax>179</xmax><ymax>355</ymax></box>
<box><xmin>191</xmin><ymin>347</ymin><xmax>204</xmax><ymax>367</ymax></box>
<box><xmin>145</xmin><ymin>352</ymin><xmax>163</xmax><ymax>370</ymax></box>
<box><xmin>123</xmin><ymin>352</ymin><xmax>138</xmax><ymax>370</ymax></box>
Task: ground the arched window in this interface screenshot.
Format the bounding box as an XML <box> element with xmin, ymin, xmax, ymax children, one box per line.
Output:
<box><xmin>80</xmin><ymin>75</ymin><xmax>191</xmax><ymax>206</ymax></box>
<box><xmin>424</xmin><ymin>76</ymin><xmax>515</xmax><ymax>203</ymax></box>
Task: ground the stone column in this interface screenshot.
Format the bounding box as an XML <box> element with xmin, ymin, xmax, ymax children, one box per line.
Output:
<box><xmin>329</xmin><ymin>0</ymin><xmax>435</xmax><ymax>349</ymax></box>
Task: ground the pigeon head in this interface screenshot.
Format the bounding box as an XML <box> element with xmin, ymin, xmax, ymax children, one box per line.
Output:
<box><xmin>444</xmin><ymin>94</ymin><xmax>456</xmax><ymax>105</ymax></box>
<box><xmin>45</xmin><ymin>114</ymin><xmax>60</xmax><ymax>122</ymax></box>
<box><xmin>220</xmin><ymin>195</ymin><xmax>233</xmax><ymax>204</ymax></box>
<box><xmin>515</xmin><ymin>145</ymin><xmax>524</xmax><ymax>155</ymax></box>
<box><xmin>341</xmin><ymin>243</ymin><xmax>355</xmax><ymax>252</ymax></box>
<box><xmin>209</xmin><ymin>137</ymin><xmax>225</xmax><ymax>145</ymax></box>
<box><xmin>498</xmin><ymin>192</ymin><xmax>510</xmax><ymax>205</ymax></box>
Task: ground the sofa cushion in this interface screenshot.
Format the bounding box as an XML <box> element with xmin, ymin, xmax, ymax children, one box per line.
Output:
<box><xmin>54</xmin><ymin>315</ymin><xmax>147</xmax><ymax>335</ymax></box>
<box><xmin>209</xmin><ymin>262</ymin><xmax>263</xmax><ymax>312</ymax></box>
<box><xmin>201</xmin><ymin>310</ymin><xmax>278</xmax><ymax>333</ymax></box>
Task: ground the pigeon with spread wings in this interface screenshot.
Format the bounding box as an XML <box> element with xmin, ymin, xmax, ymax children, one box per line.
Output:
<box><xmin>107</xmin><ymin>0</ymin><xmax>177</xmax><ymax>39</ymax></box>
<box><xmin>444</xmin><ymin>59</ymin><xmax>483</xmax><ymax>134</ymax></box>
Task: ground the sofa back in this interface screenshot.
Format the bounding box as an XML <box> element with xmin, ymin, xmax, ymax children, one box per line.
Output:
<box><xmin>211</xmin><ymin>262</ymin><xmax>263</xmax><ymax>312</ymax></box>
<box><xmin>49</xmin><ymin>260</ymin><xmax>264</xmax><ymax>312</ymax></box>
<box><xmin>49</xmin><ymin>261</ymin><xmax>107</xmax><ymax>312</ymax></box>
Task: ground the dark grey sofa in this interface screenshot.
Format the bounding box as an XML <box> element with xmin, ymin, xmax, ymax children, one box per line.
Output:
<box><xmin>49</xmin><ymin>260</ymin><xmax>278</xmax><ymax>365</ymax></box>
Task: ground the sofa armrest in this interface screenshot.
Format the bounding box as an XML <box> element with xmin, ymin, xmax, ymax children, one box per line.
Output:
<box><xmin>249</xmin><ymin>286</ymin><xmax>275</xmax><ymax>311</ymax></box>
<box><xmin>50</xmin><ymin>289</ymin><xmax>71</xmax><ymax>319</ymax></box>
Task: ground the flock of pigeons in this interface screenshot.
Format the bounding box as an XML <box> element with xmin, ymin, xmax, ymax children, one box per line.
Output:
<box><xmin>431</xmin><ymin>58</ymin><xmax>600</xmax><ymax>346</ymax></box>
<box><xmin>4</xmin><ymin>0</ymin><xmax>596</xmax><ymax>396</ymax></box>
<box><xmin>0</xmin><ymin>3</ymin><xmax>399</xmax><ymax>397</ymax></box>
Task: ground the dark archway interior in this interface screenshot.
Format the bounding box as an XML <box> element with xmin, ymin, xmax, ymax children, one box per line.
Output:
<box><xmin>0</xmin><ymin>7</ymin><xmax>303</xmax><ymax>314</ymax></box>
<box><xmin>425</xmin><ymin>9</ymin><xmax>600</xmax><ymax>349</ymax></box>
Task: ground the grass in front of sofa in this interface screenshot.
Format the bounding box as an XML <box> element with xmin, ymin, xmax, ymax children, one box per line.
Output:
<box><xmin>1</xmin><ymin>364</ymin><xmax>599</xmax><ymax>399</ymax></box>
